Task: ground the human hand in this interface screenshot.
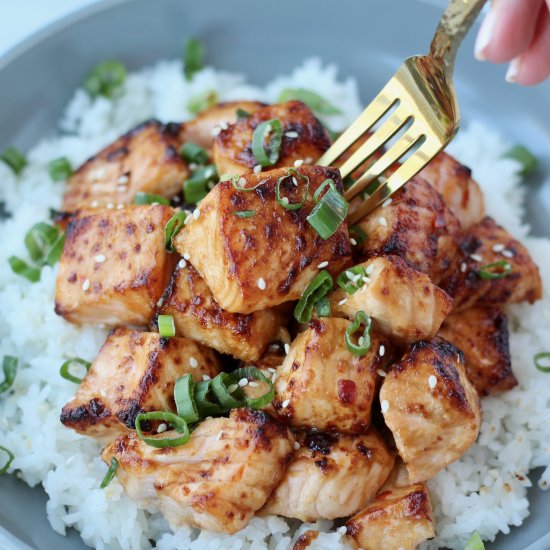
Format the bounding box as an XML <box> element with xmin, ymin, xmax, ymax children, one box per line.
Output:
<box><xmin>474</xmin><ymin>0</ymin><xmax>550</xmax><ymax>85</ymax></box>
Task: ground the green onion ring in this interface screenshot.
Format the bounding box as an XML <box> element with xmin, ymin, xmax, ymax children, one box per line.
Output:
<box><xmin>0</xmin><ymin>445</ymin><xmax>14</xmax><ymax>474</ymax></box>
<box><xmin>8</xmin><ymin>256</ymin><xmax>41</xmax><ymax>283</ymax></box>
<box><xmin>231</xmin><ymin>367</ymin><xmax>275</xmax><ymax>409</ymax></box>
<box><xmin>133</xmin><ymin>192</ymin><xmax>170</xmax><ymax>206</ymax></box>
<box><xmin>345</xmin><ymin>311</ymin><xmax>373</xmax><ymax>357</ymax></box>
<box><xmin>164</xmin><ymin>211</ymin><xmax>188</xmax><ymax>252</ymax></box>
<box><xmin>179</xmin><ymin>142</ymin><xmax>209</xmax><ymax>164</ymax></box>
<box><xmin>174</xmin><ymin>374</ymin><xmax>200</xmax><ymax>423</ymax></box>
<box><xmin>251</xmin><ymin>119</ymin><xmax>283</xmax><ymax>167</ymax></box>
<box><xmin>0</xmin><ymin>356</ymin><xmax>18</xmax><ymax>394</ymax></box>
<box><xmin>158</xmin><ymin>315</ymin><xmax>176</xmax><ymax>338</ymax></box>
<box><xmin>336</xmin><ymin>265</ymin><xmax>368</xmax><ymax>295</ymax></box>
<box><xmin>534</xmin><ymin>352</ymin><xmax>550</xmax><ymax>373</ymax></box>
<box><xmin>294</xmin><ymin>270</ymin><xmax>333</xmax><ymax>323</ymax></box>
<box><xmin>135</xmin><ymin>411</ymin><xmax>190</xmax><ymax>448</ymax></box>
<box><xmin>477</xmin><ymin>260</ymin><xmax>512</xmax><ymax>280</ymax></box>
<box><xmin>276</xmin><ymin>168</ymin><xmax>310</xmax><ymax>211</ymax></box>
<box><xmin>348</xmin><ymin>225</ymin><xmax>367</xmax><ymax>245</ymax></box>
<box><xmin>464</xmin><ymin>531</ymin><xmax>485</xmax><ymax>550</ymax></box>
<box><xmin>211</xmin><ymin>372</ymin><xmax>246</xmax><ymax>409</ymax></box>
<box><xmin>307</xmin><ymin>185</ymin><xmax>348</xmax><ymax>239</ymax></box>
<box><xmin>314</xmin><ymin>295</ymin><xmax>331</xmax><ymax>317</ymax></box>
<box><xmin>100</xmin><ymin>457</ymin><xmax>118</xmax><ymax>489</ymax></box>
<box><xmin>60</xmin><ymin>358</ymin><xmax>91</xmax><ymax>384</ymax></box>
<box><xmin>194</xmin><ymin>380</ymin><xmax>225</xmax><ymax>417</ymax></box>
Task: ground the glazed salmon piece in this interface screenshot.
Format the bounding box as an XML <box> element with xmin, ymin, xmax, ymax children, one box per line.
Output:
<box><xmin>380</xmin><ymin>337</ymin><xmax>481</xmax><ymax>482</ymax></box>
<box><xmin>174</xmin><ymin>165</ymin><xmax>352</xmax><ymax>314</ymax></box>
<box><xmin>55</xmin><ymin>205</ymin><xmax>177</xmax><ymax>326</ymax></box>
<box><xmin>157</xmin><ymin>262</ymin><xmax>288</xmax><ymax>362</ymax></box>
<box><xmin>418</xmin><ymin>151</ymin><xmax>485</xmax><ymax>230</ymax></box>
<box><xmin>60</xmin><ymin>328</ymin><xmax>220</xmax><ymax>441</ymax></box>
<box><xmin>262</xmin><ymin>429</ymin><xmax>394</xmax><ymax>522</ymax></box>
<box><xmin>102</xmin><ymin>409</ymin><xmax>293</xmax><ymax>534</ymax></box>
<box><xmin>354</xmin><ymin>177</ymin><xmax>462</xmax><ymax>284</ymax></box>
<box><xmin>213</xmin><ymin>101</ymin><xmax>331</xmax><ymax>176</ymax></box>
<box><xmin>273</xmin><ymin>317</ymin><xmax>388</xmax><ymax>435</ymax></box>
<box><xmin>181</xmin><ymin>101</ymin><xmax>266</xmax><ymax>150</ymax></box>
<box><xmin>329</xmin><ymin>256</ymin><xmax>453</xmax><ymax>343</ymax></box>
<box><xmin>441</xmin><ymin>216</ymin><xmax>542</xmax><ymax>311</ymax></box>
<box><xmin>439</xmin><ymin>305</ymin><xmax>516</xmax><ymax>396</ymax></box>
<box><xmin>62</xmin><ymin>120</ymin><xmax>189</xmax><ymax>211</ymax></box>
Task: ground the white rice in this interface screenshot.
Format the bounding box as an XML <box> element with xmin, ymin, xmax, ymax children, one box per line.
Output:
<box><xmin>0</xmin><ymin>58</ymin><xmax>548</xmax><ymax>550</ymax></box>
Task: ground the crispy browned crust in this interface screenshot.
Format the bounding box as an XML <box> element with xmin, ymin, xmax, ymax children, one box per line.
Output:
<box><xmin>213</xmin><ymin>101</ymin><xmax>331</xmax><ymax>175</ymax></box>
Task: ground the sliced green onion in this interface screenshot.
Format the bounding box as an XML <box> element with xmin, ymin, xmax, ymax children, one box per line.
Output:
<box><xmin>183</xmin><ymin>38</ymin><xmax>206</xmax><ymax>81</ymax></box>
<box><xmin>276</xmin><ymin>168</ymin><xmax>310</xmax><ymax>211</ymax></box>
<box><xmin>48</xmin><ymin>157</ymin><xmax>73</xmax><ymax>181</ymax></box>
<box><xmin>464</xmin><ymin>531</ymin><xmax>485</xmax><ymax>550</ymax></box>
<box><xmin>45</xmin><ymin>232</ymin><xmax>66</xmax><ymax>267</ymax></box>
<box><xmin>158</xmin><ymin>315</ymin><xmax>176</xmax><ymax>338</ymax></box>
<box><xmin>294</xmin><ymin>270</ymin><xmax>333</xmax><ymax>323</ymax></box>
<box><xmin>179</xmin><ymin>142</ymin><xmax>209</xmax><ymax>164</ymax></box>
<box><xmin>164</xmin><ymin>211</ymin><xmax>188</xmax><ymax>252</ymax></box>
<box><xmin>188</xmin><ymin>90</ymin><xmax>218</xmax><ymax>115</ymax></box>
<box><xmin>1</xmin><ymin>147</ymin><xmax>27</xmax><ymax>175</ymax></box>
<box><xmin>231</xmin><ymin>367</ymin><xmax>274</xmax><ymax>409</ymax></box>
<box><xmin>174</xmin><ymin>374</ymin><xmax>200</xmax><ymax>423</ymax></box>
<box><xmin>503</xmin><ymin>145</ymin><xmax>537</xmax><ymax>176</ymax></box>
<box><xmin>135</xmin><ymin>411</ymin><xmax>190</xmax><ymax>448</ymax></box>
<box><xmin>84</xmin><ymin>60</ymin><xmax>127</xmax><ymax>99</ymax></box>
<box><xmin>278</xmin><ymin>88</ymin><xmax>341</xmax><ymax>115</ymax></box>
<box><xmin>0</xmin><ymin>356</ymin><xmax>18</xmax><ymax>394</ymax></box>
<box><xmin>251</xmin><ymin>119</ymin><xmax>283</xmax><ymax>167</ymax></box>
<box><xmin>477</xmin><ymin>260</ymin><xmax>512</xmax><ymax>280</ymax></box>
<box><xmin>183</xmin><ymin>165</ymin><xmax>217</xmax><ymax>204</ymax></box>
<box><xmin>194</xmin><ymin>379</ymin><xmax>224</xmax><ymax>417</ymax></box>
<box><xmin>348</xmin><ymin>225</ymin><xmax>367</xmax><ymax>245</ymax></box>
<box><xmin>337</xmin><ymin>265</ymin><xmax>368</xmax><ymax>294</ymax></box>
<box><xmin>315</xmin><ymin>295</ymin><xmax>331</xmax><ymax>317</ymax></box>
<box><xmin>534</xmin><ymin>352</ymin><xmax>550</xmax><ymax>373</ymax></box>
<box><xmin>100</xmin><ymin>457</ymin><xmax>118</xmax><ymax>489</ymax></box>
<box><xmin>0</xmin><ymin>445</ymin><xmax>14</xmax><ymax>475</ymax></box>
<box><xmin>133</xmin><ymin>192</ymin><xmax>170</xmax><ymax>206</ymax></box>
<box><xmin>24</xmin><ymin>222</ymin><xmax>60</xmax><ymax>263</ymax></box>
<box><xmin>229</xmin><ymin>174</ymin><xmax>264</xmax><ymax>192</ymax></box>
<box><xmin>8</xmin><ymin>256</ymin><xmax>41</xmax><ymax>283</ymax></box>
<box><xmin>236</xmin><ymin>108</ymin><xmax>250</xmax><ymax>120</ymax></box>
<box><xmin>233</xmin><ymin>210</ymin><xmax>255</xmax><ymax>218</ymax></box>
<box><xmin>60</xmin><ymin>358</ymin><xmax>91</xmax><ymax>384</ymax></box>
<box><xmin>345</xmin><ymin>311</ymin><xmax>373</xmax><ymax>357</ymax></box>
<box><xmin>307</xmin><ymin>183</ymin><xmax>348</xmax><ymax>239</ymax></box>
<box><xmin>211</xmin><ymin>372</ymin><xmax>246</xmax><ymax>409</ymax></box>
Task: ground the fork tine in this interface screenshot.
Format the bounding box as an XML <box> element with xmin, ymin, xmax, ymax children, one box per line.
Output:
<box><xmin>338</xmin><ymin>108</ymin><xmax>412</xmax><ymax>178</ymax></box>
<box><xmin>317</xmin><ymin>86</ymin><xmax>397</xmax><ymax>167</ymax></box>
<box><xmin>347</xmin><ymin>134</ymin><xmax>443</xmax><ymax>225</ymax></box>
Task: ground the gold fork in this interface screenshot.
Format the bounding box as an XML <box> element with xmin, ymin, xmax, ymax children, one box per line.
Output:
<box><xmin>318</xmin><ymin>0</ymin><xmax>487</xmax><ymax>225</ymax></box>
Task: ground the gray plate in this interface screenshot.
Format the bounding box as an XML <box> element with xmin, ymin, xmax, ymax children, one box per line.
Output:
<box><xmin>0</xmin><ymin>0</ymin><xmax>549</xmax><ymax>548</ymax></box>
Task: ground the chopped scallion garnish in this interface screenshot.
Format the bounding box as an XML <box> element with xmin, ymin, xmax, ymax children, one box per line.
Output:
<box><xmin>24</xmin><ymin>223</ymin><xmax>60</xmax><ymax>263</ymax></box>
<box><xmin>180</xmin><ymin>142</ymin><xmax>209</xmax><ymax>164</ymax></box>
<box><xmin>345</xmin><ymin>311</ymin><xmax>373</xmax><ymax>356</ymax></box>
<box><xmin>337</xmin><ymin>265</ymin><xmax>368</xmax><ymax>294</ymax></box>
<box><xmin>133</xmin><ymin>192</ymin><xmax>170</xmax><ymax>205</ymax></box>
<box><xmin>0</xmin><ymin>356</ymin><xmax>18</xmax><ymax>394</ymax></box>
<box><xmin>164</xmin><ymin>211</ymin><xmax>188</xmax><ymax>252</ymax></box>
<box><xmin>314</xmin><ymin>295</ymin><xmax>331</xmax><ymax>317</ymax></box>
<box><xmin>251</xmin><ymin>119</ymin><xmax>283</xmax><ymax>167</ymax></box>
<box><xmin>48</xmin><ymin>157</ymin><xmax>73</xmax><ymax>181</ymax></box>
<box><xmin>8</xmin><ymin>256</ymin><xmax>41</xmax><ymax>283</ymax></box>
<box><xmin>534</xmin><ymin>352</ymin><xmax>550</xmax><ymax>373</ymax></box>
<box><xmin>276</xmin><ymin>168</ymin><xmax>310</xmax><ymax>211</ymax></box>
<box><xmin>183</xmin><ymin>164</ymin><xmax>217</xmax><ymax>204</ymax></box>
<box><xmin>183</xmin><ymin>38</ymin><xmax>206</xmax><ymax>81</ymax></box>
<box><xmin>233</xmin><ymin>210</ymin><xmax>255</xmax><ymax>218</ymax></box>
<box><xmin>294</xmin><ymin>270</ymin><xmax>333</xmax><ymax>323</ymax></box>
<box><xmin>45</xmin><ymin>232</ymin><xmax>66</xmax><ymax>266</ymax></box>
<box><xmin>1</xmin><ymin>147</ymin><xmax>27</xmax><ymax>175</ymax></box>
<box><xmin>100</xmin><ymin>457</ymin><xmax>118</xmax><ymax>489</ymax></box>
<box><xmin>307</xmin><ymin>178</ymin><xmax>348</xmax><ymax>239</ymax></box>
<box><xmin>188</xmin><ymin>89</ymin><xmax>218</xmax><ymax>115</ymax></box>
<box><xmin>348</xmin><ymin>225</ymin><xmax>367</xmax><ymax>245</ymax></box>
<box><xmin>0</xmin><ymin>445</ymin><xmax>14</xmax><ymax>475</ymax></box>
<box><xmin>84</xmin><ymin>60</ymin><xmax>127</xmax><ymax>99</ymax></box>
<box><xmin>227</xmin><ymin>174</ymin><xmax>264</xmax><ymax>192</ymax></box>
<box><xmin>60</xmin><ymin>358</ymin><xmax>91</xmax><ymax>384</ymax></box>
<box><xmin>135</xmin><ymin>411</ymin><xmax>190</xmax><ymax>448</ymax></box>
<box><xmin>236</xmin><ymin>108</ymin><xmax>250</xmax><ymax>120</ymax></box>
<box><xmin>278</xmin><ymin>88</ymin><xmax>342</xmax><ymax>115</ymax></box>
<box><xmin>194</xmin><ymin>379</ymin><xmax>225</xmax><ymax>417</ymax></box>
<box><xmin>477</xmin><ymin>260</ymin><xmax>512</xmax><ymax>280</ymax></box>
<box><xmin>464</xmin><ymin>531</ymin><xmax>485</xmax><ymax>550</ymax></box>
<box><xmin>174</xmin><ymin>374</ymin><xmax>200</xmax><ymax>423</ymax></box>
<box><xmin>158</xmin><ymin>315</ymin><xmax>176</xmax><ymax>338</ymax></box>
<box><xmin>503</xmin><ymin>145</ymin><xmax>537</xmax><ymax>177</ymax></box>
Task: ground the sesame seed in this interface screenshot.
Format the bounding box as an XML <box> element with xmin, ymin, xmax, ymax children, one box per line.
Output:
<box><xmin>317</xmin><ymin>261</ymin><xmax>329</xmax><ymax>268</ymax></box>
<box><xmin>215</xmin><ymin>430</ymin><xmax>224</xmax><ymax>441</ymax></box>
<box><xmin>220</xmin><ymin>121</ymin><xmax>229</xmax><ymax>130</ymax></box>
<box><xmin>338</xmin><ymin>298</ymin><xmax>348</xmax><ymax>306</ymax></box>
<box><xmin>265</xmin><ymin>124</ymin><xmax>272</xmax><ymax>133</ymax></box>
<box><xmin>227</xmin><ymin>384</ymin><xmax>238</xmax><ymax>393</ymax></box>
<box><xmin>382</xmin><ymin>198</ymin><xmax>393</xmax><ymax>208</ymax></box>
<box><xmin>157</xmin><ymin>423</ymin><xmax>168</xmax><ymax>433</ymax></box>
<box><xmin>189</xmin><ymin>163</ymin><xmax>198</xmax><ymax>171</ymax></box>
<box><xmin>270</xmin><ymin>344</ymin><xmax>280</xmax><ymax>350</ymax></box>
<box><xmin>94</xmin><ymin>254</ymin><xmax>106</xmax><ymax>263</ymax></box>
<box><xmin>116</xmin><ymin>185</ymin><xmax>126</xmax><ymax>193</ymax></box>
<box><xmin>271</xmin><ymin>372</ymin><xmax>278</xmax><ymax>382</ymax></box>
<box><xmin>82</xmin><ymin>279</ymin><xmax>90</xmax><ymax>291</ymax></box>
<box><xmin>116</xmin><ymin>204</ymin><xmax>125</xmax><ymax>209</ymax></box>
<box><xmin>305</xmin><ymin>157</ymin><xmax>313</xmax><ymax>164</ymax></box>
<box><xmin>293</xmin><ymin>441</ymin><xmax>300</xmax><ymax>450</ymax></box>
<box><xmin>282</xmin><ymin>399</ymin><xmax>290</xmax><ymax>409</ymax></box>
<box><xmin>238</xmin><ymin>378</ymin><xmax>249</xmax><ymax>387</ymax></box>
<box><xmin>350</xmin><ymin>238</ymin><xmax>358</xmax><ymax>246</ymax></box>
<box><xmin>193</xmin><ymin>208</ymin><xmax>200</xmax><ymax>219</ymax></box>
<box><xmin>337</xmin><ymin>526</ymin><xmax>347</xmax><ymax>535</ymax></box>
<box><xmin>292</xmin><ymin>177</ymin><xmax>298</xmax><ymax>186</ymax></box>
<box><xmin>253</xmin><ymin>164</ymin><xmax>262</xmax><ymax>174</ymax></box>
<box><xmin>90</xmin><ymin>200</ymin><xmax>99</xmax><ymax>208</ymax></box>
<box><xmin>470</xmin><ymin>253</ymin><xmax>483</xmax><ymax>262</ymax></box>
<box><xmin>189</xmin><ymin>357</ymin><xmax>198</xmax><ymax>368</ymax></box>
<box><xmin>352</xmin><ymin>274</ymin><xmax>362</xmax><ymax>283</ymax></box>
<box><xmin>152</xmin><ymin>202</ymin><xmax>160</xmax><ymax>207</ymax></box>
<box><xmin>378</xmin><ymin>216</ymin><xmax>388</xmax><ymax>227</ymax></box>
<box><xmin>249</xmin><ymin>381</ymin><xmax>259</xmax><ymax>388</ymax></box>
<box><xmin>285</xmin><ymin>131</ymin><xmax>299</xmax><ymax>139</ymax></box>
<box><xmin>502</xmin><ymin>249</ymin><xmax>514</xmax><ymax>258</ymax></box>
<box><xmin>492</xmin><ymin>243</ymin><xmax>505</xmax><ymax>252</ymax></box>
<box><xmin>257</xmin><ymin>277</ymin><xmax>266</xmax><ymax>290</ymax></box>
<box><xmin>366</xmin><ymin>264</ymin><xmax>375</xmax><ymax>275</ymax></box>
<box><xmin>361</xmin><ymin>276</ymin><xmax>371</xmax><ymax>284</ymax></box>
<box><xmin>202</xmin><ymin>374</ymin><xmax>211</xmax><ymax>381</ymax></box>
<box><xmin>377</xmin><ymin>369</ymin><xmax>387</xmax><ymax>377</ymax></box>
<box><xmin>100</xmin><ymin>389</ymin><xmax>107</xmax><ymax>397</ymax></box>
<box><xmin>379</xmin><ymin>345</ymin><xmax>386</xmax><ymax>357</ymax></box>
<box><xmin>358</xmin><ymin>336</ymin><xmax>365</xmax><ymax>347</ymax></box>
<box><xmin>183</xmin><ymin>253</ymin><xmax>191</xmax><ymax>261</ymax></box>
<box><xmin>118</xmin><ymin>175</ymin><xmax>129</xmax><ymax>184</ymax></box>
<box><xmin>211</xmin><ymin>126</ymin><xmax>222</xmax><ymax>136</ymax></box>
<box><xmin>345</xmin><ymin>271</ymin><xmax>355</xmax><ymax>281</ymax></box>
<box><xmin>106</xmin><ymin>203</ymin><xmax>114</xmax><ymax>209</ymax></box>
<box><xmin>281</xmin><ymin>196</ymin><xmax>289</xmax><ymax>204</ymax></box>
<box><xmin>428</xmin><ymin>375</ymin><xmax>437</xmax><ymax>389</ymax></box>
<box><xmin>460</xmin><ymin>262</ymin><xmax>467</xmax><ymax>273</ymax></box>
<box><xmin>94</xmin><ymin>168</ymin><xmax>106</xmax><ymax>179</ymax></box>
<box><xmin>178</xmin><ymin>259</ymin><xmax>187</xmax><ymax>269</ymax></box>
<box><xmin>381</xmin><ymin>399</ymin><xmax>390</xmax><ymax>413</ymax></box>
<box><xmin>293</xmin><ymin>159</ymin><xmax>304</xmax><ymax>167</ymax></box>
<box><xmin>284</xmin><ymin>343</ymin><xmax>290</xmax><ymax>354</ymax></box>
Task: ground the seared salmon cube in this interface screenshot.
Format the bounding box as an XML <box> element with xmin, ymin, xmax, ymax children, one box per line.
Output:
<box><xmin>213</xmin><ymin>101</ymin><xmax>331</xmax><ymax>176</ymax></box>
<box><xmin>157</xmin><ymin>262</ymin><xmax>288</xmax><ymax>362</ymax></box>
<box><xmin>60</xmin><ymin>328</ymin><xmax>220</xmax><ymax>440</ymax></box>
<box><xmin>62</xmin><ymin>120</ymin><xmax>189</xmax><ymax>211</ymax></box>
<box><xmin>55</xmin><ymin>205</ymin><xmax>177</xmax><ymax>326</ymax></box>
<box><xmin>380</xmin><ymin>337</ymin><xmax>481</xmax><ymax>482</ymax></box>
<box><xmin>174</xmin><ymin>165</ymin><xmax>352</xmax><ymax>314</ymax></box>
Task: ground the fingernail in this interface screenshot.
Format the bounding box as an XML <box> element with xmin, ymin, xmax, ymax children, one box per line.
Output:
<box><xmin>474</xmin><ymin>7</ymin><xmax>496</xmax><ymax>61</ymax></box>
<box><xmin>505</xmin><ymin>57</ymin><xmax>521</xmax><ymax>83</ymax></box>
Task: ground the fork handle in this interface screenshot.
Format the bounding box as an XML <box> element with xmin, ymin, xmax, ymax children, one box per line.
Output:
<box><xmin>430</xmin><ymin>0</ymin><xmax>487</xmax><ymax>77</ymax></box>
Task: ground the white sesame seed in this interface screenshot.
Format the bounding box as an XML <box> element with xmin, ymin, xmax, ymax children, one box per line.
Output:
<box><xmin>253</xmin><ymin>164</ymin><xmax>262</xmax><ymax>174</ymax></box>
<box><xmin>82</xmin><ymin>279</ymin><xmax>90</xmax><ymax>291</ymax></box>
<box><xmin>94</xmin><ymin>168</ymin><xmax>106</xmax><ymax>179</ymax></box>
<box><xmin>116</xmin><ymin>185</ymin><xmax>126</xmax><ymax>193</ymax></box>
<box><xmin>269</xmin><ymin>343</ymin><xmax>280</xmax><ymax>350</ymax></box>
<box><xmin>268</xmin><ymin>367</ymin><xmax>277</xmax><ymax>373</ymax></box>
<box><xmin>220</xmin><ymin>121</ymin><xmax>229</xmax><ymax>130</ymax></box>
<box><xmin>227</xmin><ymin>384</ymin><xmax>238</xmax><ymax>393</ymax></box>
<box><xmin>352</xmin><ymin>273</ymin><xmax>362</xmax><ymax>283</ymax></box>
<box><xmin>358</xmin><ymin>336</ymin><xmax>365</xmax><ymax>347</ymax></box>
<box><xmin>238</xmin><ymin>378</ymin><xmax>249</xmax><ymax>387</ymax></box>
<box><xmin>285</xmin><ymin>131</ymin><xmax>299</xmax><ymax>139</ymax></box>
<box><xmin>361</xmin><ymin>276</ymin><xmax>371</xmax><ymax>284</ymax></box>
<box><xmin>264</xmin><ymin>124</ymin><xmax>272</xmax><ymax>133</ymax></box>
<box><xmin>257</xmin><ymin>277</ymin><xmax>266</xmax><ymax>290</ymax></box>
<box><xmin>338</xmin><ymin>298</ymin><xmax>348</xmax><ymax>306</ymax></box>
<box><xmin>100</xmin><ymin>389</ymin><xmax>107</xmax><ymax>398</ymax></box>
<box><xmin>492</xmin><ymin>243</ymin><xmax>505</xmax><ymax>252</ymax></box>
<box><xmin>460</xmin><ymin>262</ymin><xmax>467</xmax><ymax>273</ymax></box>
<box><xmin>317</xmin><ymin>261</ymin><xmax>329</xmax><ymax>268</ymax></box>
<box><xmin>215</xmin><ymin>430</ymin><xmax>224</xmax><ymax>441</ymax></box>
<box><xmin>205</xmin><ymin>416</ymin><xmax>213</xmax><ymax>420</ymax></box>
<box><xmin>382</xmin><ymin>198</ymin><xmax>393</xmax><ymax>208</ymax></box>
<box><xmin>377</xmin><ymin>369</ymin><xmax>387</xmax><ymax>377</ymax></box>
<box><xmin>345</xmin><ymin>271</ymin><xmax>355</xmax><ymax>281</ymax></box>
<box><xmin>429</xmin><ymin>375</ymin><xmax>437</xmax><ymax>389</ymax></box>
<box><xmin>90</xmin><ymin>201</ymin><xmax>99</xmax><ymax>208</ymax></box>
<box><xmin>106</xmin><ymin>203</ymin><xmax>114</xmax><ymax>209</ymax></box>
<box><xmin>178</xmin><ymin>259</ymin><xmax>187</xmax><ymax>269</ymax></box>
<box><xmin>282</xmin><ymin>399</ymin><xmax>290</xmax><ymax>409</ymax></box>
<box><xmin>94</xmin><ymin>254</ymin><xmax>106</xmax><ymax>263</ymax></box>
<box><xmin>470</xmin><ymin>254</ymin><xmax>483</xmax><ymax>262</ymax></box>
<box><xmin>293</xmin><ymin>441</ymin><xmax>300</xmax><ymax>450</ymax></box>
<box><xmin>116</xmin><ymin>204</ymin><xmax>125</xmax><ymax>209</ymax></box>
<box><xmin>281</xmin><ymin>196</ymin><xmax>289</xmax><ymax>204</ymax></box>
<box><xmin>211</xmin><ymin>126</ymin><xmax>222</xmax><ymax>136</ymax></box>
<box><xmin>378</xmin><ymin>216</ymin><xmax>388</xmax><ymax>227</ymax></box>
<box><xmin>381</xmin><ymin>399</ymin><xmax>390</xmax><ymax>413</ymax></box>
<box><xmin>337</xmin><ymin>526</ymin><xmax>347</xmax><ymax>535</ymax></box>
<box><xmin>350</xmin><ymin>237</ymin><xmax>358</xmax><ymax>246</ymax></box>
<box><xmin>379</xmin><ymin>345</ymin><xmax>386</xmax><ymax>357</ymax></box>
<box><xmin>292</xmin><ymin>177</ymin><xmax>298</xmax><ymax>186</ymax></box>
<box><xmin>152</xmin><ymin>202</ymin><xmax>160</xmax><ymax>206</ymax></box>
<box><xmin>157</xmin><ymin>423</ymin><xmax>168</xmax><ymax>433</ymax></box>
<box><xmin>202</xmin><ymin>374</ymin><xmax>211</xmax><ymax>381</ymax></box>
<box><xmin>293</xmin><ymin>159</ymin><xmax>304</xmax><ymax>167</ymax></box>
<box><xmin>271</xmin><ymin>372</ymin><xmax>278</xmax><ymax>382</ymax></box>
<box><xmin>502</xmin><ymin>249</ymin><xmax>514</xmax><ymax>258</ymax></box>
<box><xmin>305</xmin><ymin>157</ymin><xmax>313</xmax><ymax>164</ymax></box>
<box><xmin>189</xmin><ymin>163</ymin><xmax>198</xmax><ymax>171</ymax></box>
<box><xmin>189</xmin><ymin>357</ymin><xmax>198</xmax><ymax>368</ymax></box>
<box><xmin>249</xmin><ymin>381</ymin><xmax>260</xmax><ymax>388</ymax></box>
<box><xmin>193</xmin><ymin>208</ymin><xmax>200</xmax><ymax>219</ymax></box>
<box><xmin>366</xmin><ymin>264</ymin><xmax>375</xmax><ymax>275</ymax></box>
<box><xmin>118</xmin><ymin>175</ymin><xmax>129</xmax><ymax>184</ymax></box>
<box><xmin>183</xmin><ymin>253</ymin><xmax>191</xmax><ymax>261</ymax></box>
<box><xmin>284</xmin><ymin>343</ymin><xmax>290</xmax><ymax>354</ymax></box>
